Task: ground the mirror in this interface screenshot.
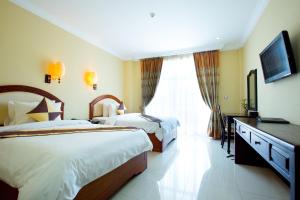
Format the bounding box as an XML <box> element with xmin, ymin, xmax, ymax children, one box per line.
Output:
<box><xmin>247</xmin><ymin>69</ymin><xmax>257</xmax><ymax>111</ymax></box>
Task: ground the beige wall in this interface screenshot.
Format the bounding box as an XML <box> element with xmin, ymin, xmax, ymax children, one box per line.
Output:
<box><xmin>0</xmin><ymin>1</ymin><xmax>124</xmax><ymax>120</ymax></box>
<box><xmin>123</xmin><ymin>50</ymin><xmax>243</xmax><ymax>114</ymax></box>
<box><xmin>219</xmin><ymin>49</ymin><xmax>243</xmax><ymax>113</ymax></box>
<box><xmin>2</xmin><ymin>0</ymin><xmax>244</xmax><ymax>119</ymax></box>
<box><xmin>123</xmin><ymin>61</ymin><xmax>142</xmax><ymax>112</ymax></box>
<box><xmin>242</xmin><ymin>0</ymin><xmax>300</xmax><ymax>124</ymax></box>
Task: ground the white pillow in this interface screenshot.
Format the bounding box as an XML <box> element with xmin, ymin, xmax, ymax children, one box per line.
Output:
<box><xmin>3</xmin><ymin>101</ymin><xmax>15</xmax><ymax>126</ymax></box>
<box><xmin>3</xmin><ymin>118</ymin><xmax>10</xmax><ymax>126</ymax></box>
<box><xmin>93</xmin><ymin>103</ymin><xmax>103</xmax><ymax>117</ymax></box>
<box><xmin>52</xmin><ymin>101</ymin><xmax>62</xmax><ymax>120</ymax></box>
<box><xmin>102</xmin><ymin>103</ymin><xmax>109</xmax><ymax>117</ymax></box>
<box><xmin>8</xmin><ymin>101</ymin><xmax>15</xmax><ymax>122</ymax></box>
<box><xmin>108</xmin><ymin>103</ymin><xmax>118</xmax><ymax>117</ymax></box>
<box><xmin>13</xmin><ymin>101</ymin><xmax>40</xmax><ymax>125</ymax></box>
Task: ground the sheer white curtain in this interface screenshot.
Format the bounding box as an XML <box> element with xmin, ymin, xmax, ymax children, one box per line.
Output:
<box><xmin>145</xmin><ymin>54</ymin><xmax>210</xmax><ymax>135</ymax></box>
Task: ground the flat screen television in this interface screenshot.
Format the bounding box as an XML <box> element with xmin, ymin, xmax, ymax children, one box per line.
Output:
<box><xmin>259</xmin><ymin>31</ymin><xmax>297</xmax><ymax>83</ymax></box>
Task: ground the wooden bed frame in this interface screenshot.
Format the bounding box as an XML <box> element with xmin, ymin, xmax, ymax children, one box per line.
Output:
<box><xmin>0</xmin><ymin>85</ymin><xmax>148</xmax><ymax>200</ymax></box>
<box><xmin>0</xmin><ymin>152</ymin><xmax>147</xmax><ymax>200</ymax></box>
<box><xmin>89</xmin><ymin>94</ymin><xmax>177</xmax><ymax>152</ymax></box>
<box><xmin>0</xmin><ymin>85</ymin><xmax>65</xmax><ymax>119</ymax></box>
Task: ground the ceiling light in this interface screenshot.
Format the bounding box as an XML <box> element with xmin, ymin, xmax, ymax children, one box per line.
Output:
<box><xmin>216</xmin><ymin>37</ymin><xmax>221</xmax><ymax>40</ymax></box>
<box><xmin>149</xmin><ymin>12</ymin><xmax>156</xmax><ymax>18</ymax></box>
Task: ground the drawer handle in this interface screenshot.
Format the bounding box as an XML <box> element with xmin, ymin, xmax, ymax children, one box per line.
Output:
<box><xmin>255</xmin><ymin>141</ymin><xmax>261</xmax><ymax>145</ymax></box>
<box><xmin>241</xmin><ymin>131</ymin><xmax>246</xmax><ymax>134</ymax></box>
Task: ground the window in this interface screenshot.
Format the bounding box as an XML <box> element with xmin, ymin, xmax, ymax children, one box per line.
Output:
<box><xmin>146</xmin><ymin>54</ymin><xmax>210</xmax><ymax>135</ymax></box>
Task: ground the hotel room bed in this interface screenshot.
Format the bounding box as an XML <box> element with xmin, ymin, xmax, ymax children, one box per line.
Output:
<box><xmin>89</xmin><ymin>95</ymin><xmax>179</xmax><ymax>152</ymax></box>
<box><xmin>0</xmin><ymin>85</ymin><xmax>152</xmax><ymax>200</ymax></box>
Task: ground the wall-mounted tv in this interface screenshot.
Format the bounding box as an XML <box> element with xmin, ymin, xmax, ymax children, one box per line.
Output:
<box><xmin>259</xmin><ymin>31</ymin><xmax>297</xmax><ymax>83</ymax></box>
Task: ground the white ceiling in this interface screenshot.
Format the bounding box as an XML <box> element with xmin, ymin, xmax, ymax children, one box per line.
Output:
<box><xmin>11</xmin><ymin>0</ymin><xmax>269</xmax><ymax>60</ymax></box>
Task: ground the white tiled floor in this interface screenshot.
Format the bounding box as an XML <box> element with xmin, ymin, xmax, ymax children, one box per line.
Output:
<box><xmin>111</xmin><ymin>134</ymin><xmax>289</xmax><ymax>200</ymax></box>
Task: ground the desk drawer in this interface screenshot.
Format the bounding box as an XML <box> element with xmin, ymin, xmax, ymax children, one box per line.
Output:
<box><xmin>251</xmin><ymin>132</ymin><xmax>269</xmax><ymax>159</ymax></box>
<box><xmin>239</xmin><ymin>125</ymin><xmax>251</xmax><ymax>143</ymax></box>
<box><xmin>236</xmin><ymin>123</ymin><xmax>241</xmax><ymax>133</ymax></box>
<box><xmin>270</xmin><ymin>145</ymin><xmax>290</xmax><ymax>176</ymax></box>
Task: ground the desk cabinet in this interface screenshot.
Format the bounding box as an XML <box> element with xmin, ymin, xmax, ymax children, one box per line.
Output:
<box><xmin>234</xmin><ymin>118</ymin><xmax>300</xmax><ymax>200</ymax></box>
<box><xmin>250</xmin><ymin>132</ymin><xmax>269</xmax><ymax>160</ymax></box>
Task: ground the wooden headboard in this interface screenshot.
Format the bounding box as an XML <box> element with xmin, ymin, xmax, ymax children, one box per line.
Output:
<box><xmin>0</xmin><ymin>85</ymin><xmax>65</xmax><ymax>121</ymax></box>
<box><xmin>89</xmin><ymin>94</ymin><xmax>122</xmax><ymax>120</ymax></box>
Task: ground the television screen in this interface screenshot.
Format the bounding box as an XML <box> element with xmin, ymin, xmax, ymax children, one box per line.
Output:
<box><xmin>259</xmin><ymin>31</ymin><xmax>297</xmax><ymax>83</ymax></box>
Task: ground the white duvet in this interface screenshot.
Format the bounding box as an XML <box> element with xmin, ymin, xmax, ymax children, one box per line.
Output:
<box><xmin>0</xmin><ymin>120</ymin><xmax>152</xmax><ymax>200</ymax></box>
<box><xmin>94</xmin><ymin>113</ymin><xmax>179</xmax><ymax>141</ymax></box>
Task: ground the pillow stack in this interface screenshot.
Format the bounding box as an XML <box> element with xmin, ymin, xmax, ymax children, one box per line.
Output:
<box><xmin>101</xmin><ymin>102</ymin><xmax>126</xmax><ymax>117</ymax></box>
<box><xmin>5</xmin><ymin>98</ymin><xmax>61</xmax><ymax>125</ymax></box>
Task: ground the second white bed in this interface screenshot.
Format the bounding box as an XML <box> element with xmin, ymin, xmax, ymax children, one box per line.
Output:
<box><xmin>93</xmin><ymin>113</ymin><xmax>179</xmax><ymax>141</ymax></box>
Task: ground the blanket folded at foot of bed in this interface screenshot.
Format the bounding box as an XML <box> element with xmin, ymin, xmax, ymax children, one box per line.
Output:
<box><xmin>140</xmin><ymin>114</ymin><xmax>162</xmax><ymax>127</ymax></box>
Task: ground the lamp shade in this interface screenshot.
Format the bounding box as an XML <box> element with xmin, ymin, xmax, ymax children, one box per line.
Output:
<box><xmin>84</xmin><ymin>71</ymin><xmax>97</xmax><ymax>87</ymax></box>
<box><xmin>48</xmin><ymin>62</ymin><xmax>65</xmax><ymax>80</ymax></box>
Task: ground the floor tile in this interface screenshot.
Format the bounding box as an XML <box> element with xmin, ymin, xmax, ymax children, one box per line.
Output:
<box><xmin>111</xmin><ymin>134</ymin><xmax>289</xmax><ymax>200</ymax></box>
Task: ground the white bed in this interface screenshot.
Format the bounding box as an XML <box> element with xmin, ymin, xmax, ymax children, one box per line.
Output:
<box><xmin>89</xmin><ymin>95</ymin><xmax>179</xmax><ymax>152</ymax></box>
<box><xmin>93</xmin><ymin>113</ymin><xmax>178</xmax><ymax>141</ymax></box>
<box><xmin>0</xmin><ymin>120</ymin><xmax>152</xmax><ymax>200</ymax></box>
<box><xmin>0</xmin><ymin>85</ymin><xmax>152</xmax><ymax>200</ymax></box>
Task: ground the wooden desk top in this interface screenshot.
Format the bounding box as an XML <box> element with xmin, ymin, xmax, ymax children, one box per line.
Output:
<box><xmin>234</xmin><ymin>117</ymin><xmax>300</xmax><ymax>147</ymax></box>
<box><xmin>223</xmin><ymin>113</ymin><xmax>248</xmax><ymax>117</ymax></box>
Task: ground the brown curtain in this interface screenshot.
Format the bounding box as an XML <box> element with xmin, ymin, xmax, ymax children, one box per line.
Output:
<box><xmin>141</xmin><ymin>57</ymin><xmax>163</xmax><ymax>113</ymax></box>
<box><xmin>193</xmin><ymin>50</ymin><xmax>220</xmax><ymax>139</ymax></box>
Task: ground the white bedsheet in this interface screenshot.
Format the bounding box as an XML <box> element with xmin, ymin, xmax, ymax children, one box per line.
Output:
<box><xmin>0</xmin><ymin>120</ymin><xmax>152</xmax><ymax>200</ymax></box>
<box><xmin>94</xmin><ymin>113</ymin><xmax>179</xmax><ymax>141</ymax></box>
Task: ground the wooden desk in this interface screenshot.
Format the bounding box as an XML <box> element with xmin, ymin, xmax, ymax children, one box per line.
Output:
<box><xmin>222</xmin><ymin>113</ymin><xmax>249</xmax><ymax>154</ymax></box>
<box><xmin>234</xmin><ymin>117</ymin><xmax>300</xmax><ymax>200</ymax></box>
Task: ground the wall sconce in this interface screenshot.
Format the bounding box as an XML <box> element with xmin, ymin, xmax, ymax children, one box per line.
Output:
<box><xmin>84</xmin><ymin>71</ymin><xmax>98</xmax><ymax>90</ymax></box>
<box><xmin>45</xmin><ymin>62</ymin><xmax>65</xmax><ymax>83</ymax></box>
